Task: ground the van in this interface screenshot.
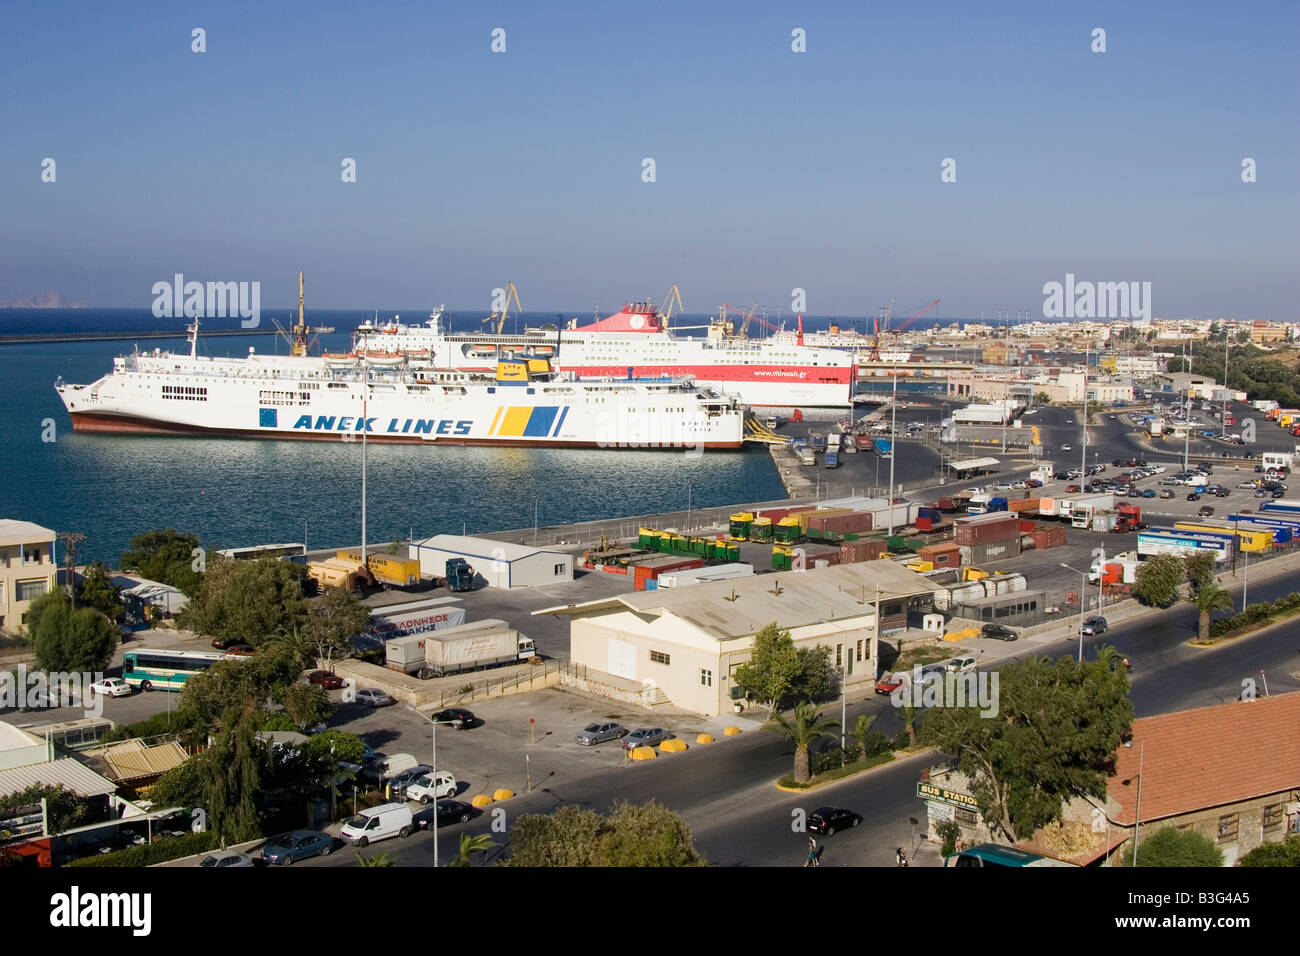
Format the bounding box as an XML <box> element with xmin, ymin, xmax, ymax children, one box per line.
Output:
<box><xmin>340</xmin><ymin>802</ymin><xmax>414</xmax><ymax>847</ymax></box>
<box><xmin>359</xmin><ymin>752</ymin><xmax>419</xmax><ymax>785</ymax></box>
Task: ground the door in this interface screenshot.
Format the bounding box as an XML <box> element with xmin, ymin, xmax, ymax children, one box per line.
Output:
<box><xmin>607</xmin><ymin>638</ymin><xmax>636</xmax><ymax>680</ymax></box>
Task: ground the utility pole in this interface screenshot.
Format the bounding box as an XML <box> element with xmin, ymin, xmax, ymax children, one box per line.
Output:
<box><xmin>1182</xmin><ymin>339</ymin><xmax>1192</xmax><ymax>472</ymax></box>
<box><xmin>57</xmin><ymin>531</ymin><xmax>85</xmax><ymax>609</ymax></box>
<box><xmin>1081</xmin><ymin>341</ymin><xmax>1089</xmax><ymax>483</ymax></box>
<box><xmin>887</xmin><ymin>370</ymin><xmax>898</xmax><ymax>535</ymax></box>
<box><xmin>1222</xmin><ymin>335</ymin><xmax>1230</xmax><ymax>438</ymax></box>
<box><xmin>361</xmin><ymin>331</ymin><xmax>369</xmax><ymax>565</ymax></box>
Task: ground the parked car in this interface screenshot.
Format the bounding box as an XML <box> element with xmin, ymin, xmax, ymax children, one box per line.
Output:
<box><xmin>225</xmin><ymin>644</ymin><xmax>257</xmax><ymax>657</ymax></box>
<box><xmin>307</xmin><ymin>670</ymin><xmax>345</xmax><ymax>690</ymax></box>
<box><xmin>200</xmin><ymin>850</ymin><xmax>255</xmax><ymax>868</ymax></box>
<box><xmin>943</xmin><ymin>656</ymin><xmax>977</xmax><ymax>674</ymax></box>
<box><xmin>1061</xmin><ymin>443</ymin><xmax>1072</xmax><ymax>451</ymax></box>
<box><xmin>88</xmin><ymin>677</ymin><xmax>133</xmax><ymax>697</ymax></box>
<box><xmin>622</xmin><ymin>727</ymin><xmax>675</xmax><ymax>750</ymax></box>
<box><xmin>1065</xmin><ymin>485</ymin><xmax>1081</xmax><ymax>493</ymax></box>
<box><xmin>994</xmin><ymin>482</ymin><xmax>1013</xmax><ymax>491</ymax></box>
<box><xmin>210</xmin><ymin>637</ymin><xmax>245</xmax><ymax>649</ymax></box>
<box><xmin>432</xmin><ymin>707</ymin><xmax>476</xmax><ymax>729</ymax></box>
<box><xmin>405</xmin><ymin>770</ymin><xmax>457</xmax><ymax>804</ymax></box>
<box><xmin>1081</xmin><ymin>616</ymin><xmax>1108</xmax><ymax>636</ymax></box>
<box><xmin>981</xmin><ymin>623</ymin><xmax>1018</xmax><ymax>641</ymax></box>
<box><xmin>385</xmin><ymin>764</ymin><xmax>436</xmax><ymax>799</ymax></box>
<box><xmin>412</xmin><ymin>799</ymin><xmax>477</xmax><ymax>830</ymax></box>
<box><xmin>574</xmin><ymin>722</ymin><xmax>626</xmax><ymax>746</ymax></box>
<box><xmin>340</xmin><ymin>803</ymin><xmax>414</xmax><ymax>848</ymax></box>
<box><xmin>356</xmin><ymin>688</ymin><xmax>396</xmax><ymax>708</ymax></box>
<box><xmin>1142</xmin><ymin>489</ymin><xmax>1157</xmax><ymax>498</ymax></box>
<box><xmin>1198</xmin><ymin>505</ymin><xmax>1215</xmax><ymax>517</ymax></box>
<box><xmin>1012</xmin><ymin>480</ymin><xmax>1028</xmax><ymax>489</ymax></box>
<box><xmin>1187</xmin><ymin>492</ymin><xmax>1201</xmax><ymax>501</ymax></box>
<box><xmin>808</xmin><ymin>806</ymin><xmax>863</xmax><ymax>835</ymax></box>
<box><xmin>874</xmin><ymin>673</ymin><xmax>907</xmax><ymax>695</ymax></box>
<box><xmin>1128</xmin><ymin>488</ymin><xmax>1143</xmax><ymax>498</ymax></box>
<box><xmin>261</xmin><ymin>830</ymin><xmax>337</xmax><ymax>865</ymax></box>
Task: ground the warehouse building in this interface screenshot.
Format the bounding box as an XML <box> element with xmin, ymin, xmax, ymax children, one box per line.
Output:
<box><xmin>409</xmin><ymin>535</ymin><xmax>574</xmax><ymax>589</ymax></box>
<box><xmin>537</xmin><ymin>562</ymin><xmax>941</xmax><ymax>716</ymax></box>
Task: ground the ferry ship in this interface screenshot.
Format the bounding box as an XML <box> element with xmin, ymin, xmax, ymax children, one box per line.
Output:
<box><xmin>359</xmin><ymin>302</ymin><xmax>854</xmax><ymax>408</ymax></box>
<box><xmin>767</xmin><ymin>325</ymin><xmax>915</xmax><ymax>361</ymax></box>
<box><xmin>54</xmin><ymin>321</ymin><xmax>746</xmax><ymax>449</ymax></box>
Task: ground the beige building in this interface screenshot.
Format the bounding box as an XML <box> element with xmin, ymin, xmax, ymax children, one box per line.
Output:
<box><xmin>539</xmin><ymin>562</ymin><xmax>941</xmax><ymax>717</ymax></box>
<box><xmin>0</xmin><ymin>520</ymin><xmax>58</xmax><ymax>635</ymax></box>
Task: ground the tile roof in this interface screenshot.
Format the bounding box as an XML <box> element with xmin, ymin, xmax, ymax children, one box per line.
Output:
<box><xmin>1108</xmin><ymin>692</ymin><xmax>1300</xmax><ymax>825</ymax></box>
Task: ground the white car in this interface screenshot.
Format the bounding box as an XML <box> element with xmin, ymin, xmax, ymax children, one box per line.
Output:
<box><xmin>89</xmin><ymin>677</ymin><xmax>133</xmax><ymax>697</ymax></box>
<box><xmin>943</xmin><ymin>657</ymin><xmax>977</xmax><ymax>674</ymax></box>
<box><xmin>1011</xmin><ymin>480</ymin><xmax>1028</xmax><ymax>489</ymax></box>
<box><xmin>1061</xmin><ymin>444</ymin><xmax>1072</xmax><ymax>451</ymax></box>
<box><xmin>404</xmin><ymin>771</ymin><xmax>457</xmax><ymax>805</ymax></box>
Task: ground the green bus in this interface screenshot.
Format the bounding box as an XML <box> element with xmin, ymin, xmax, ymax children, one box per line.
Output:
<box><xmin>122</xmin><ymin>648</ymin><xmax>235</xmax><ymax>691</ymax></box>
<box><xmin>944</xmin><ymin>843</ymin><xmax>1078</xmax><ymax>867</ymax></box>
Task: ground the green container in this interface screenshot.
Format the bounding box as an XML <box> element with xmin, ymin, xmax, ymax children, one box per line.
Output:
<box><xmin>887</xmin><ymin>535</ymin><xmax>905</xmax><ymax>552</ymax></box>
<box><xmin>658</xmin><ymin>535</ymin><xmax>675</xmax><ymax>554</ymax></box>
<box><xmin>772</xmin><ymin>552</ymin><xmax>792</xmax><ymax>570</ymax></box>
<box><xmin>725</xmin><ymin>544</ymin><xmax>739</xmax><ymax>561</ymax></box>
<box><xmin>691</xmin><ymin>538</ymin><xmax>707</xmax><ymax>556</ymax></box>
<box><xmin>843</xmin><ymin>533</ymin><xmax>859</xmax><ymax>542</ymax></box>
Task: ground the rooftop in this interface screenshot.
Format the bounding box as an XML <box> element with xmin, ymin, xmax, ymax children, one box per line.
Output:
<box><xmin>537</xmin><ymin>561</ymin><xmax>940</xmax><ymax>641</ymax></box>
<box><xmin>0</xmin><ymin>756</ymin><xmax>118</xmax><ymax>799</ymax></box>
<box><xmin>0</xmin><ymin>520</ymin><xmax>56</xmax><ymax>548</ymax></box>
<box><xmin>0</xmin><ymin>722</ymin><xmax>46</xmax><ymax>752</ymax></box>
<box><xmin>1108</xmin><ymin>692</ymin><xmax>1300</xmax><ymax>826</ymax></box>
<box><xmin>412</xmin><ymin>534</ymin><xmax>574</xmax><ymax>563</ymax></box>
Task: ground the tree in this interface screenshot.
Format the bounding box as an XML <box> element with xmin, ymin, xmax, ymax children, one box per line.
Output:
<box><xmin>32</xmin><ymin>600</ymin><xmax>118</xmax><ymax>672</ymax></box>
<box><xmin>147</xmin><ymin>756</ymin><xmax>206</xmax><ymax>809</ymax></box>
<box><xmin>769</xmin><ymin>701</ymin><xmax>839</xmax><ymax>785</ymax></box>
<box><xmin>733</xmin><ymin>624</ymin><xmax>801</xmax><ymax>713</ymax></box>
<box><xmin>1132</xmin><ymin>553</ymin><xmax>1185</xmax><ymax>608</ymax></box>
<box><xmin>20</xmin><ymin>589</ymin><xmax>65</xmax><ymax>640</ymax></box>
<box><xmin>448</xmin><ymin>832</ymin><xmax>498</xmax><ymax>867</ymax></box>
<box><xmin>1192</xmin><ymin>582</ymin><xmax>1234</xmax><ymax>641</ymax></box>
<box><xmin>898</xmin><ymin>703</ymin><xmax>919</xmax><ymax>748</ymax></box>
<box><xmin>921</xmin><ymin>654</ymin><xmax>1132</xmax><ymax>843</ymax></box>
<box><xmin>1183</xmin><ymin>552</ymin><xmax>1217</xmax><ymax>594</ymax></box>
<box><xmin>1166</xmin><ymin>357</ymin><xmax>1189</xmax><ymax>374</ymax></box>
<box><xmin>505</xmin><ymin>801</ymin><xmax>703</xmax><ymax>867</ymax></box>
<box><xmin>853</xmin><ymin>713</ymin><xmax>877</xmax><ymax>757</ymax></box>
<box><xmin>198</xmin><ymin>701</ymin><xmax>263</xmax><ymax>845</ymax></box>
<box><xmin>388</xmin><ymin>538</ymin><xmax>404</xmax><ymax>556</ymax></box>
<box><xmin>302</xmin><ymin>589</ymin><xmax>372</xmax><ymax>669</ymax></box>
<box><xmin>78</xmin><ymin>562</ymin><xmax>123</xmax><ymax>620</ymax></box>
<box><xmin>789</xmin><ymin>644</ymin><xmax>834</xmax><ymax>703</ymax></box>
<box><xmin>1118</xmin><ymin>826</ymin><xmax>1224</xmax><ymax>867</ymax></box>
<box><xmin>119</xmin><ymin>529</ymin><xmax>203</xmax><ymax>596</ymax></box>
<box><xmin>1237</xmin><ymin>834</ymin><xmax>1300</xmax><ymax>867</ymax></box>
<box><xmin>0</xmin><ymin>783</ymin><xmax>97</xmax><ymax>834</ymax></box>
<box><xmin>1034</xmin><ymin>392</ymin><xmax>1052</xmax><ymax>406</ymax></box>
<box><xmin>282</xmin><ymin>682</ymin><xmax>331</xmax><ymax>731</ymax></box>
<box><xmin>178</xmin><ymin>556</ymin><xmax>308</xmax><ymax>646</ymax></box>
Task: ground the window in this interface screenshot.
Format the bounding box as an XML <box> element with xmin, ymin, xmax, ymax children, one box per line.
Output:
<box><xmin>700</xmin><ymin>669</ymin><xmax>712</xmax><ymax>687</ymax></box>
<box><xmin>22</xmin><ymin>547</ymin><xmax>41</xmax><ymax>564</ymax></box>
<box><xmin>554</xmin><ymin>563</ymin><xmax>566</xmax><ymax>575</ymax></box>
<box><xmin>856</xmin><ymin>640</ymin><xmax>864</xmax><ymax>661</ymax></box>
<box><xmin>835</xmin><ymin>644</ymin><xmax>842</xmax><ymax>667</ymax></box>
<box><xmin>649</xmin><ymin>650</ymin><xmax>670</xmax><ymax>665</ymax></box>
<box><xmin>1217</xmin><ymin>813</ymin><xmax>1239</xmax><ymax>843</ymax></box>
<box><xmin>1262</xmin><ymin>804</ymin><xmax>1283</xmax><ymax>832</ymax></box>
<box><xmin>955</xmin><ymin>808</ymin><xmax>978</xmax><ymax>828</ymax></box>
<box><xmin>16</xmin><ymin>579</ymin><xmax>49</xmax><ymax>602</ymax></box>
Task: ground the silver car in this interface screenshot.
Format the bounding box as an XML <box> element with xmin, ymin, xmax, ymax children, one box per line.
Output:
<box><xmin>356</xmin><ymin>688</ymin><xmax>395</xmax><ymax>707</ymax></box>
<box><xmin>574</xmin><ymin>721</ymin><xmax>626</xmax><ymax>746</ymax></box>
<box><xmin>622</xmin><ymin>727</ymin><xmax>674</xmax><ymax>750</ymax></box>
<box><xmin>199</xmin><ymin>851</ymin><xmax>255</xmax><ymax>868</ymax></box>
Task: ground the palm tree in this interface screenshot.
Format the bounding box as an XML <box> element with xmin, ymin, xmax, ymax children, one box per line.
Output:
<box><xmin>898</xmin><ymin>704</ymin><xmax>919</xmax><ymax>748</ymax></box>
<box><xmin>355</xmin><ymin>850</ymin><xmax>393</xmax><ymax>867</ymax></box>
<box><xmin>770</xmin><ymin>701</ymin><xmax>839</xmax><ymax>784</ymax></box>
<box><xmin>852</xmin><ymin>713</ymin><xmax>876</xmax><ymax>761</ymax></box>
<box><xmin>1193</xmin><ymin>582</ymin><xmax>1233</xmax><ymax>641</ymax></box>
<box><xmin>448</xmin><ymin>832</ymin><xmax>497</xmax><ymax>867</ymax></box>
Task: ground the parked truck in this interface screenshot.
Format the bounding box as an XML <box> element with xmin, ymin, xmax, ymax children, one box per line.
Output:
<box><xmin>1070</xmin><ymin>493</ymin><xmax>1114</xmax><ymax>529</ymax></box>
<box><xmin>337</xmin><ymin>550</ymin><xmax>421</xmax><ymax>588</ymax></box>
<box><xmin>307</xmin><ymin>556</ymin><xmax>376</xmax><ymax>593</ymax></box>
<box><xmin>810</xmin><ymin>433</ymin><xmax>828</xmax><ymax>453</ymax></box>
<box><xmin>444</xmin><ymin>557</ymin><xmax>477</xmax><ymax>592</ymax></box>
<box><xmin>420</xmin><ymin>619</ymin><xmax>537</xmax><ymax>677</ymax></box>
<box><xmin>1113</xmin><ymin>502</ymin><xmax>1143</xmax><ymax>533</ymax></box>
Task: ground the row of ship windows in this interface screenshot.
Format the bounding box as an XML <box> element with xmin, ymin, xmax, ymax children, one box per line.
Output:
<box><xmin>161</xmin><ymin>386</ymin><xmax>208</xmax><ymax>401</ymax></box>
<box><xmin>259</xmin><ymin>391</ymin><xmax>312</xmax><ymax>406</ymax></box>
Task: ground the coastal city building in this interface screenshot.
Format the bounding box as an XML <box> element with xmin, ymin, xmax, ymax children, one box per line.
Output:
<box><xmin>410</xmin><ymin>534</ymin><xmax>575</xmax><ymax>589</ymax></box>
<box><xmin>0</xmin><ymin>520</ymin><xmax>58</xmax><ymax>634</ymax></box>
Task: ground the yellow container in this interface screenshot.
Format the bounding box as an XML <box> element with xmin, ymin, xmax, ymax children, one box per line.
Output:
<box><xmin>1172</xmin><ymin>522</ymin><xmax>1271</xmax><ymax>553</ymax></box>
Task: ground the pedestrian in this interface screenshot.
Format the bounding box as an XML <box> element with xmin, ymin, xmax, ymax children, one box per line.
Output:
<box><xmin>896</xmin><ymin>846</ymin><xmax>909</xmax><ymax>867</ymax></box>
<box><xmin>805</xmin><ymin>836</ymin><xmax>819</xmax><ymax>867</ymax></box>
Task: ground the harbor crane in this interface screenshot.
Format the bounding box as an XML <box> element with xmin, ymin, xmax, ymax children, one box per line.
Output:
<box><xmin>483</xmin><ymin>281</ymin><xmax>522</xmax><ymax>335</ymax></box>
<box><xmin>659</xmin><ymin>284</ymin><xmax>684</xmax><ymax>329</ymax></box>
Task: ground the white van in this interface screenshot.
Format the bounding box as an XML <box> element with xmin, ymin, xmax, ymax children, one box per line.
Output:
<box><xmin>340</xmin><ymin>802</ymin><xmax>414</xmax><ymax>847</ymax></box>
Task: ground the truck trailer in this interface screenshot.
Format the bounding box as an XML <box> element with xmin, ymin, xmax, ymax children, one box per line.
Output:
<box><xmin>420</xmin><ymin>619</ymin><xmax>536</xmax><ymax>677</ymax></box>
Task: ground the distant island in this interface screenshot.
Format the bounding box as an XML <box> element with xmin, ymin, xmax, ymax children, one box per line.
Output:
<box><xmin>0</xmin><ymin>291</ymin><xmax>88</xmax><ymax>309</ymax></box>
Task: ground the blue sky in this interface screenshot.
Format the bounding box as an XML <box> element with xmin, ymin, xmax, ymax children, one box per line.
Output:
<box><xmin>1</xmin><ymin>0</ymin><xmax>1296</xmax><ymax>318</ymax></box>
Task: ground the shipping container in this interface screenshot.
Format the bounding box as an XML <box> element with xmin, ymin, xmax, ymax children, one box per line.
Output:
<box><xmin>385</xmin><ymin>634</ymin><xmax>430</xmax><ymax>674</ymax></box>
<box><xmin>958</xmin><ymin>537</ymin><xmax>1022</xmax><ymax>564</ymax></box>
<box><xmin>657</xmin><ymin>563</ymin><xmax>755</xmax><ymax>587</ymax></box>
<box><xmin>337</xmin><ymin>550</ymin><xmax>422</xmax><ymax>588</ymax></box>
<box><xmin>954</xmin><ymin>513</ymin><xmax>1021</xmax><ymax>547</ymax></box>
<box><xmin>421</xmin><ymin>619</ymin><xmax>535</xmax><ymax>677</ymax></box>
<box><xmin>797</xmin><ymin>508</ymin><xmax>854</xmax><ymax>534</ymax></box>
<box><xmin>1137</xmin><ymin>529</ymin><xmax>1234</xmax><ymax>562</ymax></box>
<box><xmin>1030</xmin><ymin>525</ymin><xmax>1068</xmax><ymax>550</ymax></box>
<box><xmin>1038</xmin><ymin>497</ymin><xmax>1057</xmax><ymax>519</ymax></box>
<box><xmin>1008</xmin><ymin>498</ymin><xmax>1041</xmax><ymax>514</ymax></box>
<box><xmin>632</xmin><ymin>555</ymin><xmax>704</xmax><ymax>590</ymax></box>
<box><xmin>839</xmin><ymin>538</ymin><xmax>888</xmax><ymax>564</ymax></box>
<box><xmin>1172</xmin><ymin>521</ymin><xmax>1272</xmax><ymax>553</ymax></box>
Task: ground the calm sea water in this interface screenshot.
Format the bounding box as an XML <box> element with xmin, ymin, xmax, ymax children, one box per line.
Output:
<box><xmin>0</xmin><ymin>310</ymin><xmax>790</xmax><ymax>564</ymax></box>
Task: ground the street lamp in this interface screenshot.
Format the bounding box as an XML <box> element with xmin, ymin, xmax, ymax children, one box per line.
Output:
<box><xmin>687</xmin><ymin>480</ymin><xmax>693</xmax><ymax>531</ymax></box>
<box><xmin>1060</xmin><ymin>562</ymin><xmax>1089</xmax><ymax>662</ymax></box>
<box><xmin>406</xmin><ymin>706</ymin><xmax>455</xmax><ymax>868</ymax></box>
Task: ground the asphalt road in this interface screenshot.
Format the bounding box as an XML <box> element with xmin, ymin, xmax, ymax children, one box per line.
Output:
<box><xmin>298</xmin><ymin>561</ymin><xmax>1300</xmax><ymax>868</ymax></box>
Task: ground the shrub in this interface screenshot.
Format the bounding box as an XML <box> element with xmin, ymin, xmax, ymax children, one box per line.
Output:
<box><xmin>66</xmin><ymin>831</ymin><xmax>220</xmax><ymax>867</ymax></box>
<box><xmin>936</xmin><ymin>821</ymin><xmax>961</xmax><ymax>857</ymax></box>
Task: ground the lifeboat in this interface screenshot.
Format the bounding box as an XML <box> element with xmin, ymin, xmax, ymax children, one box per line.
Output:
<box><xmin>466</xmin><ymin>344</ymin><xmax>500</xmax><ymax>358</ymax></box>
<box><xmin>324</xmin><ymin>353</ymin><xmax>358</xmax><ymax>367</ymax></box>
<box><xmin>357</xmin><ymin>350</ymin><xmax>406</xmax><ymax>367</ymax></box>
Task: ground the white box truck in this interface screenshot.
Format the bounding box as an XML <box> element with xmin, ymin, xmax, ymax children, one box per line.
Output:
<box><xmin>422</xmin><ymin>619</ymin><xmax>536</xmax><ymax>677</ymax></box>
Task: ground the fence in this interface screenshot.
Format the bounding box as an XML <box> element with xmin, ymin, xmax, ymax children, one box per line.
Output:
<box><xmin>429</xmin><ymin>658</ymin><xmax>581</xmax><ymax>708</ymax></box>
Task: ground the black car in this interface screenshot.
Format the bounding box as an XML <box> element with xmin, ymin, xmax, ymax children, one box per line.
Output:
<box><xmin>981</xmin><ymin>623</ymin><xmax>1018</xmax><ymax>641</ymax></box>
<box><xmin>432</xmin><ymin>708</ymin><xmax>476</xmax><ymax>729</ymax></box>
<box><xmin>412</xmin><ymin>799</ymin><xmax>477</xmax><ymax>830</ymax></box>
<box><xmin>1187</xmin><ymin>492</ymin><xmax>1201</xmax><ymax>501</ymax></box>
<box><xmin>1198</xmin><ymin>505</ymin><xmax>1215</xmax><ymax>517</ymax></box>
<box><xmin>808</xmin><ymin>806</ymin><xmax>863</xmax><ymax>835</ymax></box>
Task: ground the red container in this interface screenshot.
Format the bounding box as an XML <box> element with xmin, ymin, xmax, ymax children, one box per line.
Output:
<box><xmin>808</xmin><ymin>511</ymin><xmax>873</xmax><ymax>535</ymax></box>
<box><xmin>840</xmin><ymin>538</ymin><xmax>887</xmax><ymax>563</ymax></box>
<box><xmin>802</xmin><ymin>545</ymin><xmax>841</xmax><ymax>567</ymax></box>
<box><xmin>919</xmin><ymin>543</ymin><xmax>961</xmax><ymax>568</ymax></box>
<box><xmin>935</xmin><ymin>497</ymin><xmax>957</xmax><ymax>511</ymax></box>
<box><xmin>916</xmin><ymin>516</ymin><xmax>933</xmax><ymax>531</ymax></box>
<box><xmin>1019</xmin><ymin>519</ymin><xmax>1035</xmax><ymax>533</ymax></box>
<box><xmin>633</xmin><ymin>556</ymin><xmax>704</xmax><ymax>590</ymax></box>
<box><xmin>954</xmin><ymin>514</ymin><xmax>1020</xmax><ymax>547</ymax></box>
